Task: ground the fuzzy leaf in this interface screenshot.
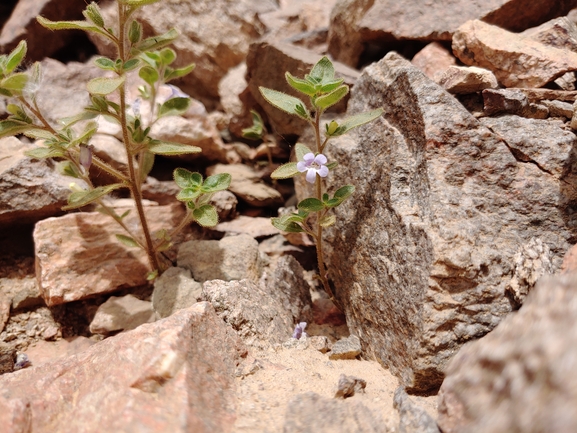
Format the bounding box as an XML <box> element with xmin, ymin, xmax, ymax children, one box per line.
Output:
<box><xmin>5</xmin><ymin>40</ymin><xmax>27</xmax><ymax>74</ymax></box>
<box><xmin>165</xmin><ymin>63</ymin><xmax>195</xmax><ymax>81</ymax></box>
<box><xmin>309</xmin><ymin>56</ymin><xmax>335</xmax><ymax>84</ymax></box>
<box><xmin>138</xmin><ymin>66</ymin><xmax>158</xmax><ymax>85</ymax></box>
<box><xmin>115</xmin><ymin>234</ymin><xmax>140</xmax><ymax>248</ymax></box>
<box><xmin>259</xmin><ymin>87</ymin><xmax>310</xmax><ymax>120</ymax></box>
<box><xmin>325</xmin><ymin>184</ymin><xmax>355</xmax><ymax>208</ymax></box>
<box><xmin>176</xmin><ymin>187</ymin><xmax>202</xmax><ymax>201</ymax></box>
<box><xmin>128</xmin><ymin>20</ymin><xmax>142</xmax><ymax>44</ymax></box>
<box><xmin>202</xmin><ymin>173</ymin><xmax>231</xmax><ymax>193</ymax></box>
<box><xmin>87</xmin><ymin>75</ymin><xmax>125</xmax><ymax>95</ymax></box>
<box><xmin>314</xmin><ymin>85</ymin><xmax>348</xmax><ymax>110</ymax></box>
<box><xmin>329</xmin><ymin>108</ymin><xmax>384</xmax><ymax>136</ymax></box>
<box><xmin>62</xmin><ymin>183</ymin><xmax>123</xmax><ymax>210</ymax></box>
<box><xmin>119</xmin><ymin>0</ymin><xmax>162</xmax><ymax>5</ymax></box>
<box><xmin>123</xmin><ymin>58</ymin><xmax>140</xmax><ymax>71</ymax></box>
<box><xmin>319</xmin><ymin>214</ymin><xmax>336</xmax><ymax>228</ymax></box>
<box><xmin>159</xmin><ymin>48</ymin><xmax>176</xmax><ymax>65</ymax></box>
<box><xmin>319</xmin><ymin>78</ymin><xmax>345</xmax><ymax>93</ymax></box>
<box><xmin>285</xmin><ymin>72</ymin><xmax>316</xmax><ymax>96</ymax></box>
<box><xmin>148</xmin><ymin>140</ymin><xmax>201</xmax><ymax>155</ymax></box>
<box><xmin>271</xmin><ymin>216</ymin><xmax>304</xmax><ymax>233</ymax></box>
<box><xmin>295</xmin><ymin>143</ymin><xmax>313</xmax><ymax>161</ymax></box>
<box><xmin>298</xmin><ymin>198</ymin><xmax>325</xmax><ymax>212</ymax></box>
<box><xmin>0</xmin><ymin>119</ymin><xmax>30</xmax><ymax>138</ymax></box>
<box><xmin>173</xmin><ymin>168</ymin><xmax>202</xmax><ymax>188</ymax></box>
<box><xmin>23</xmin><ymin>129</ymin><xmax>56</xmax><ymax>140</ymax></box>
<box><xmin>133</xmin><ymin>28</ymin><xmax>179</xmax><ymax>53</ymax></box>
<box><xmin>271</xmin><ymin>162</ymin><xmax>299</xmax><ymax>179</ymax></box>
<box><xmin>158</xmin><ymin>97</ymin><xmax>190</xmax><ymax>117</ymax></box>
<box><xmin>94</xmin><ymin>57</ymin><xmax>116</xmax><ymax>71</ymax></box>
<box><xmin>1</xmin><ymin>73</ymin><xmax>29</xmax><ymax>93</ymax></box>
<box><xmin>25</xmin><ymin>147</ymin><xmax>65</xmax><ymax>159</ymax></box>
<box><xmin>59</xmin><ymin>111</ymin><xmax>98</xmax><ymax>127</ymax></box>
<box><xmin>192</xmin><ymin>204</ymin><xmax>218</xmax><ymax>227</ymax></box>
<box><xmin>36</xmin><ymin>16</ymin><xmax>111</xmax><ymax>40</ymax></box>
<box><xmin>84</xmin><ymin>2</ymin><xmax>105</xmax><ymax>27</ymax></box>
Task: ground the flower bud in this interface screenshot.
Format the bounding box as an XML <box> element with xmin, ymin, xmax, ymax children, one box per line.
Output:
<box><xmin>79</xmin><ymin>144</ymin><xmax>93</xmax><ymax>170</ymax></box>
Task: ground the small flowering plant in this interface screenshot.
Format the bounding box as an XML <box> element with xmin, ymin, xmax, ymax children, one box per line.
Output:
<box><xmin>0</xmin><ymin>0</ymin><xmax>231</xmax><ymax>278</ymax></box>
<box><xmin>256</xmin><ymin>57</ymin><xmax>383</xmax><ymax>305</ymax></box>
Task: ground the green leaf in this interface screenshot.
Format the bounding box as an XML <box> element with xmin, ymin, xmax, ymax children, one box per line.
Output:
<box><xmin>123</xmin><ymin>58</ymin><xmax>140</xmax><ymax>71</ymax></box>
<box><xmin>309</xmin><ymin>56</ymin><xmax>335</xmax><ymax>84</ymax></box>
<box><xmin>173</xmin><ymin>168</ymin><xmax>202</xmax><ymax>188</ymax></box>
<box><xmin>242</xmin><ymin>110</ymin><xmax>265</xmax><ymax>140</ymax></box>
<box><xmin>25</xmin><ymin>147</ymin><xmax>65</xmax><ymax>159</ymax></box>
<box><xmin>57</xmin><ymin>160</ymin><xmax>82</xmax><ymax>178</ymax></box>
<box><xmin>148</xmin><ymin>139</ymin><xmax>201</xmax><ymax>155</ymax></box>
<box><xmin>138</xmin><ymin>65</ymin><xmax>158</xmax><ymax>86</ymax></box>
<box><xmin>87</xmin><ymin>75</ymin><xmax>125</xmax><ymax>95</ymax></box>
<box><xmin>325</xmin><ymin>184</ymin><xmax>355</xmax><ymax>208</ymax></box>
<box><xmin>1</xmin><ymin>73</ymin><xmax>29</xmax><ymax>93</ymax></box>
<box><xmin>201</xmin><ymin>173</ymin><xmax>231</xmax><ymax>193</ymax></box>
<box><xmin>271</xmin><ymin>216</ymin><xmax>304</xmax><ymax>233</ymax></box>
<box><xmin>128</xmin><ymin>20</ymin><xmax>142</xmax><ymax>44</ymax></box>
<box><xmin>0</xmin><ymin>119</ymin><xmax>30</xmax><ymax>138</ymax></box>
<box><xmin>158</xmin><ymin>97</ymin><xmax>190</xmax><ymax>117</ymax></box>
<box><xmin>23</xmin><ymin>129</ymin><xmax>56</xmax><ymax>140</ymax></box>
<box><xmin>319</xmin><ymin>214</ymin><xmax>336</xmax><ymax>228</ymax></box>
<box><xmin>259</xmin><ymin>87</ymin><xmax>310</xmax><ymax>121</ymax></box>
<box><xmin>62</xmin><ymin>183</ymin><xmax>123</xmax><ymax>210</ymax></box>
<box><xmin>94</xmin><ymin>57</ymin><xmax>116</xmax><ymax>71</ymax></box>
<box><xmin>115</xmin><ymin>234</ymin><xmax>140</xmax><ymax>248</ymax></box>
<box><xmin>319</xmin><ymin>78</ymin><xmax>345</xmax><ymax>93</ymax></box>
<box><xmin>133</xmin><ymin>28</ymin><xmax>179</xmax><ymax>53</ymax></box>
<box><xmin>176</xmin><ymin>187</ymin><xmax>202</xmax><ymax>201</ymax></box>
<box><xmin>5</xmin><ymin>40</ymin><xmax>27</xmax><ymax>74</ymax></box>
<box><xmin>70</xmin><ymin>120</ymin><xmax>98</xmax><ymax>147</ymax></box>
<box><xmin>314</xmin><ymin>85</ymin><xmax>349</xmax><ymax>110</ymax></box>
<box><xmin>285</xmin><ymin>72</ymin><xmax>316</xmax><ymax>96</ymax></box>
<box><xmin>139</xmin><ymin>151</ymin><xmax>154</xmax><ymax>181</ymax></box>
<box><xmin>159</xmin><ymin>48</ymin><xmax>176</xmax><ymax>65</ymax></box>
<box><xmin>295</xmin><ymin>143</ymin><xmax>313</xmax><ymax>161</ymax></box>
<box><xmin>329</xmin><ymin>108</ymin><xmax>384</xmax><ymax>136</ymax></box>
<box><xmin>59</xmin><ymin>111</ymin><xmax>98</xmax><ymax>127</ymax></box>
<box><xmin>192</xmin><ymin>204</ymin><xmax>218</xmax><ymax>227</ymax></box>
<box><xmin>147</xmin><ymin>270</ymin><xmax>159</xmax><ymax>281</ymax></box>
<box><xmin>36</xmin><ymin>16</ymin><xmax>111</xmax><ymax>40</ymax></box>
<box><xmin>84</xmin><ymin>2</ymin><xmax>105</xmax><ymax>27</ymax></box>
<box><xmin>298</xmin><ymin>198</ymin><xmax>325</xmax><ymax>212</ymax></box>
<box><xmin>164</xmin><ymin>63</ymin><xmax>195</xmax><ymax>81</ymax></box>
<box><xmin>119</xmin><ymin>0</ymin><xmax>162</xmax><ymax>6</ymax></box>
<box><xmin>271</xmin><ymin>162</ymin><xmax>299</xmax><ymax>180</ymax></box>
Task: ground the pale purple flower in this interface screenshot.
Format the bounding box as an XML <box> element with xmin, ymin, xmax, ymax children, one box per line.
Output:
<box><xmin>79</xmin><ymin>144</ymin><xmax>93</xmax><ymax>170</ymax></box>
<box><xmin>297</xmin><ymin>152</ymin><xmax>329</xmax><ymax>184</ymax></box>
<box><xmin>132</xmin><ymin>98</ymin><xmax>141</xmax><ymax>117</ymax></box>
<box><xmin>292</xmin><ymin>322</ymin><xmax>307</xmax><ymax>339</ymax></box>
<box><xmin>166</xmin><ymin>84</ymin><xmax>189</xmax><ymax>100</ymax></box>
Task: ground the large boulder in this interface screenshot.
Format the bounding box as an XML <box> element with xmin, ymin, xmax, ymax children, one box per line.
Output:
<box><xmin>323</xmin><ymin>52</ymin><xmax>576</xmax><ymax>393</ymax></box>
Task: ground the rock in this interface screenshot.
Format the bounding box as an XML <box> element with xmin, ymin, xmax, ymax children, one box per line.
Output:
<box><xmin>282</xmin><ymin>391</ymin><xmax>384</xmax><ymax>433</ymax></box>
<box><xmin>411</xmin><ymin>42</ymin><xmax>457</xmax><ymax>82</ymax></box>
<box><xmin>34</xmin><ymin>203</ymin><xmax>188</xmax><ymax>306</ymax></box>
<box><xmin>0</xmin><ymin>0</ymin><xmax>85</xmax><ymax>61</ymax></box>
<box><xmin>88</xmin><ymin>134</ymin><xmax>128</xmax><ymax>176</ymax></box>
<box><xmin>210</xmin><ymin>190</ymin><xmax>238</xmax><ymax>221</ymax></box>
<box><xmin>482</xmin><ymin>88</ymin><xmax>529</xmax><ymax>116</ymax></box>
<box><xmin>218</xmin><ymin>62</ymin><xmax>252</xmax><ymax>137</ymax></box>
<box><xmin>141</xmin><ymin>177</ymin><xmax>181</xmax><ymax>205</ymax></box>
<box><xmin>0</xmin><ymin>137</ymin><xmax>84</xmax><ymax>226</ymax></box>
<box><xmin>329</xmin><ymin>335</ymin><xmax>361</xmax><ymax>360</ymax></box>
<box><xmin>149</xmin><ymin>116</ymin><xmax>228</xmax><ymax>163</ymax></box>
<box><xmin>393</xmin><ymin>386</ymin><xmax>440</xmax><ymax>433</ymax></box>
<box><xmin>152</xmin><ymin>267</ymin><xmax>202</xmax><ymax>319</ymax></box>
<box><xmin>88</xmin><ymin>0</ymin><xmax>274</xmax><ymax>101</ymax></box>
<box><xmin>212</xmin><ymin>215</ymin><xmax>281</xmax><ymax>239</ymax></box>
<box><xmin>0</xmin><ymin>293</ymin><xmax>9</xmax><ymax>334</ymax></box>
<box><xmin>324</xmin><ymin>52</ymin><xmax>576</xmax><ymax>392</ymax></box>
<box><xmin>334</xmin><ymin>374</ymin><xmax>366</xmax><ymax>399</ymax></box>
<box><xmin>178</xmin><ymin>234</ymin><xmax>262</xmax><ymax>283</ymax></box>
<box><xmin>89</xmin><ymin>294</ymin><xmax>156</xmax><ymax>335</ymax></box>
<box><xmin>309</xmin><ymin>335</ymin><xmax>331</xmax><ymax>353</ymax></box>
<box><xmin>453</xmin><ymin>19</ymin><xmax>577</xmax><ymax>88</ymax></box>
<box><xmin>207</xmin><ymin>163</ymin><xmax>284</xmax><ymax>207</ymax></box>
<box><xmin>522</xmin><ymin>16</ymin><xmax>577</xmax><ymax>51</ymax></box>
<box><xmin>438</xmin><ymin>66</ymin><xmax>498</xmax><ymax>94</ymax></box>
<box><xmin>437</xmin><ymin>274</ymin><xmax>577</xmax><ymax>433</ymax></box>
<box><xmin>246</xmin><ymin>41</ymin><xmax>359</xmax><ymax>137</ymax></box>
<box><xmin>0</xmin><ymin>395</ymin><xmax>31</xmax><ymax>432</ymax></box>
<box><xmin>0</xmin><ymin>343</ymin><xmax>15</xmax><ymax>375</ymax></box>
<box><xmin>0</xmin><ymin>302</ymin><xmax>246</xmax><ymax>432</ymax></box>
<box><xmin>513</xmin><ymin>87</ymin><xmax>577</xmax><ymax>102</ymax></box>
<box><xmin>541</xmin><ymin>99</ymin><xmax>574</xmax><ymax>118</ymax></box>
<box><xmin>561</xmin><ymin>243</ymin><xmax>577</xmax><ymax>274</ymax></box>
<box><xmin>9</xmin><ymin>277</ymin><xmax>43</xmax><ymax>310</ymax></box>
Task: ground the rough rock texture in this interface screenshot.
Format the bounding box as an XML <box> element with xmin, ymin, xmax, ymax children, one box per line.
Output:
<box><xmin>34</xmin><ymin>204</ymin><xmax>188</xmax><ymax>306</ymax></box>
<box><xmin>0</xmin><ymin>0</ymin><xmax>86</xmax><ymax>61</ymax></box>
<box><xmin>453</xmin><ymin>19</ymin><xmax>577</xmax><ymax>88</ymax></box>
<box><xmin>521</xmin><ymin>16</ymin><xmax>577</xmax><ymax>51</ymax></box>
<box><xmin>329</xmin><ymin>335</ymin><xmax>362</xmax><ymax>360</ymax></box>
<box><xmin>437</xmin><ymin>66</ymin><xmax>498</xmax><ymax>94</ymax></box>
<box><xmin>177</xmin><ymin>234</ymin><xmax>263</xmax><ymax>283</ymax></box>
<box><xmin>482</xmin><ymin>88</ymin><xmax>529</xmax><ymax>116</ymax></box>
<box><xmin>213</xmin><ymin>215</ymin><xmax>281</xmax><ymax>239</ymax></box>
<box><xmin>89</xmin><ymin>294</ymin><xmax>156</xmax><ymax>335</ymax></box>
<box><xmin>324</xmin><ymin>52</ymin><xmax>577</xmax><ymax>393</ymax></box>
<box><xmin>394</xmin><ymin>387</ymin><xmax>440</xmax><ymax>433</ymax></box>
<box><xmin>0</xmin><ymin>302</ymin><xmax>246</xmax><ymax>433</ymax></box>
<box><xmin>152</xmin><ymin>267</ymin><xmax>202</xmax><ymax>319</ymax></box>
<box><xmin>246</xmin><ymin>41</ymin><xmax>359</xmax><ymax>136</ymax></box>
<box><xmin>0</xmin><ymin>137</ymin><xmax>81</xmax><ymax>226</ymax></box>
<box><xmin>411</xmin><ymin>42</ymin><xmax>457</xmax><ymax>82</ymax></box>
<box><xmin>282</xmin><ymin>391</ymin><xmax>384</xmax><ymax>433</ymax></box>
<box><xmin>437</xmin><ymin>274</ymin><xmax>577</xmax><ymax>433</ymax></box>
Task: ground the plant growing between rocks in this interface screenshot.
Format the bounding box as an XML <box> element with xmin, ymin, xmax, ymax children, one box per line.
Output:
<box><xmin>250</xmin><ymin>57</ymin><xmax>383</xmax><ymax>306</ymax></box>
<box><xmin>0</xmin><ymin>0</ymin><xmax>231</xmax><ymax>278</ymax></box>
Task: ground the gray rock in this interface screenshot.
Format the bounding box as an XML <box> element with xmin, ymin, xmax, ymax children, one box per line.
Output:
<box><xmin>212</xmin><ymin>216</ymin><xmax>280</xmax><ymax>239</ymax></box>
<box><xmin>334</xmin><ymin>374</ymin><xmax>366</xmax><ymax>399</ymax></box>
<box><xmin>438</xmin><ymin>274</ymin><xmax>577</xmax><ymax>433</ymax></box>
<box><xmin>283</xmin><ymin>391</ymin><xmax>385</xmax><ymax>433</ymax></box>
<box><xmin>9</xmin><ymin>277</ymin><xmax>43</xmax><ymax>311</ymax></box>
<box><xmin>0</xmin><ymin>343</ymin><xmax>15</xmax><ymax>375</ymax></box>
<box><xmin>177</xmin><ymin>234</ymin><xmax>263</xmax><ymax>283</ymax></box>
<box><xmin>541</xmin><ymin>99</ymin><xmax>574</xmax><ymax>118</ymax></box>
<box><xmin>323</xmin><ymin>52</ymin><xmax>576</xmax><ymax>392</ymax></box>
<box><xmin>329</xmin><ymin>335</ymin><xmax>361</xmax><ymax>360</ymax></box>
<box><xmin>394</xmin><ymin>386</ymin><xmax>440</xmax><ymax>433</ymax></box>
<box><xmin>152</xmin><ymin>267</ymin><xmax>202</xmax><ymax>319</ymax></box>
<box><xmin>89</xmin><ymin>295</ymin><xmax>157</xmax><ymax>335</ymax></box>
<box><xmin>482</xmin><ymin>88</ymin><xmax>529</xmax><ymax>116</ymax></box>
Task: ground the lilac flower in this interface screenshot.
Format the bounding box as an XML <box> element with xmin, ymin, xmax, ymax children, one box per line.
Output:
<box><xmin>292</xmin><ymin>322</ymin><xmax>307</xmax><ymax>339</ymax></box>
<box><xmin>166</xmin><ymin>84</ymin><xmax>189</xmax><ymax>100</ymax></box>
<box><xmin>79</xmin><ymin>144</ymin><xmax>93</xmax><ymax>170</ymax></box>
<box><xmin>132</xmin><ymin>98</ymin><xmax>141</xmax><ymax>117</ymax></box>
<box><xmin>297</xmin><ymin>152</ymin><xmax>329</xmax><ymax>184</ymax></box>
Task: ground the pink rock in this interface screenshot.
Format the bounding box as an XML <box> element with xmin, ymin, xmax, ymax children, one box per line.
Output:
<box><xmin>411</xmin><ymin>42</ymin><xmax>457</xmax><ymax>81</ymax></box>
<box><xmin>0</xmin><ymin>302</ymin><xmax>246</xmax><ymax>433</ymax></box>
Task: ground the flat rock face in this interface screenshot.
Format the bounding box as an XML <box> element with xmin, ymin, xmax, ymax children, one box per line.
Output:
<box><xmin>34</xmin><ymin>204</ymin><xmax>188</xmax><ymax>306</ymax></box>
<box><xmin>0</xmin><ymin>302</ymin><xmax>246</xmax><ymax>433</ymax></box>
<box><xmin>324</xmin><ymin>52</ymin><xmax>577</xmax><ymax>393</ymax></box>
<box><xmin>437</xmin><ymin>274</ymin><xmax>577</xmax><ymax>433</ymax></box>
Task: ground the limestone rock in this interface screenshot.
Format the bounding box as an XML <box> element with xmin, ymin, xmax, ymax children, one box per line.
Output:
<box><xmin>323</xmin><ymin>52</ymin><xmax>576</xmax><ymax>392</ymax></box>
<box><xmin>0</xmin><ymin>0</ymin><xmax>85</xmax><ymax>61</ymax></box>
<box><xmin>210</xmin><ymin>190</ymin><xmax>238</xmax><ymax>221</ymax></box>
<box><xmin>522</xmin><ymin>16</ymin><xmax>577</xmax><ymax>52</ymax></box>
<box><xmin>9</xmin><ymin>277</ymin><xmax>43</xmax><ymax>310</ymax></box>
<box><xmin>411</xmin><ymin>42</ymin><xmax>457</xmax><ymax>82</ymax></box>
<box><xmin>212</xmin><ymin>215</ymin><xmax>281</xmax><ymax>239</ymax></box>
<box><xmin>218</xmin><ymin>62</ymin><xmax>252</xmax><ymax>138</ymax></box>
<box><xmin>246</xmin><ymin>41</ymin><xmax>359</xmax><ymax>137</ymax></box>
<box><xmin>177</xmin><ymin>234</ymin><xmax>263</xmax><ymax>283</ymax></box>
<box><xmin>393</xmin><ymin>386</ymin><xmax>440</xmax><ymax>433</ymax></box>
<box><xmin>34</xmin><ymin>203</ymin><xmax>188</xmax><ymax>306</ymax></box>
<box><xmin>453</xmin><ymin>19</ymin><xmax>577</xmax><ymax>88</ymax></box>
<box><xmin>438</xmin><ymin>66</ymin><xmax>498</xmax><ymax>94</ymax></box>
<box><xmin>207</xmin><ymin>163</ymin><xmax>283</xmax><ymax>208</ymax></box>
<box><xmin>152</xmin><ymin>267</ymin><xmax>202</xmax><ymax>319</ymax></box>
<box><xmin>437</xmin><ymin>274</ymin><xmax>577</xmax><ymax>433</ymax></box>
<box><xmin>89</xmin><ymin>294</ymin><xmax>156</xmax><ymax>335</ymax></box>
<box><xmin>329</xmin><ymin>335</ymin><xmax>362</xmax><ymax>360</ymax></box>
<box><xmin>141</xmin><ymin>177</ymin><xmax>181</xmax><ymax>206</ymax></box>
<box><xmin>0</xmin><ymin>137</ymin><xmax>82</xmax><ymax>226</ymax></box>
<box><xmin>0</xmin><ymin>303</ymin><xmax>246</xmax><ymax>433</ymax></box>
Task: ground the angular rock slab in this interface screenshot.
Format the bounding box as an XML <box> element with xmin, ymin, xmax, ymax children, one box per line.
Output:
<box><xmin>437</xmin><ymin>274</ymin><xmax>577</xmax><ymax>433</ymax></box>
<box><xmin>0</xmin><ymin>302</ymin><xmax>246</xmax><ymax>433</ymax></box>
<box><xmin>34</xmin><ymin>204</ymin><xmax>187</xmax><ymax>306</ymax></box>
<box><xmin>324</xmin><ymin>52</ymin><xmax>577</xmax><ymax>392</ymax></box>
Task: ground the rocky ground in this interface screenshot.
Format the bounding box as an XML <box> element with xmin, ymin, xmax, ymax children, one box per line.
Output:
<box><xmin>2</xmin><ymin>0</ymin><xmax>577</xmax><ymax>432</ymax></box>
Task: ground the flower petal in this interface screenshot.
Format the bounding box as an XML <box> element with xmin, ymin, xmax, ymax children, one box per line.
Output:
<box><xmin>305</xmin><ymin>168</ymin><xmax>317</xmax><ymax>183</ymax></box>
<box><xmin>318</xmin><ymin>165</ymin><xmax>329</xmax><ymax>178</ymax></box>
<box><xmin>303</xmin><ymin>152</ymin><xmax>315</xmax><ymax>163</ymax></box>
<box><xmin>297</xmin><ymin>161</ymin><xmax>308</xmax><ymax>172</ymax></box>
<box><xmin>314</xmin><ymin>153</ymin><xmax>327</xmax><ymax>165</ymax></box>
